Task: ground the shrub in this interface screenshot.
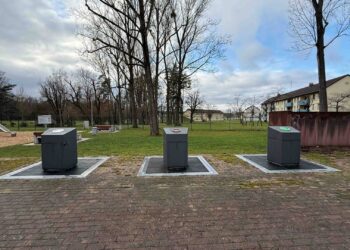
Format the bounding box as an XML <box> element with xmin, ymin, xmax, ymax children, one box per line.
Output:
<box><xmin>20</xmin><ymin>122</ymin><xmax>28</xmax><ymax>127</ymax></box>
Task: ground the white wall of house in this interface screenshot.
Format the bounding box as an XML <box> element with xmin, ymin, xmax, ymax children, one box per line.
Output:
<box><xmin>243</xmin><ymin>106</ymin><xmax>261</xmax><ymax>120</ymax></box>
<box><xmin>183</xmin><ymin>110</ymin><xmax>224</xmax><ymax>121</ymax></box>
<box><xmin>264</xmin><ymin>76</ymin><xmax>350</xmax><ymax>113</ymax></box>
<box><xmin>327</xmin><ymin>76</ymin><xmax>350</xmax><ymax>111</ymax></box>
<box><xmin>274</xmin><ymin>100</ymin><xmax>285</xmax><ymax>111</ymax></box>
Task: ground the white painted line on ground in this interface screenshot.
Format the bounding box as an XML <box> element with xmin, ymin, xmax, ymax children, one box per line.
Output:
<box><xmin>0</xmin><ymin>157</ymin><xmax>110</xmax><ymax>180</ymax></box>
<box><xmin>235</xmin><ymin>154</ymin><xmax>339</xmax><ymax>174</ymax></box>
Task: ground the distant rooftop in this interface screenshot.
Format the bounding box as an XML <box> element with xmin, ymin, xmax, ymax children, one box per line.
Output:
<box><xmin>262</xmin><ymin>74</ymin><xmax>350</xmax><ymax>105</ymax></box>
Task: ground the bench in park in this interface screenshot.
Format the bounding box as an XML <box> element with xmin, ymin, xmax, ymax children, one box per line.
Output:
<box><xmin>96</xmin><ymin>125</ymin><xmax>112</xmax><ymax>131</ymax></box>
<box><xmin>33</xmin><ymin>132</ymin><xmax>43</xmax><ymax>144</ymax></box>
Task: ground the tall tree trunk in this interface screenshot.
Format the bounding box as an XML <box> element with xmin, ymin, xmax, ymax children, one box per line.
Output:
<box><xmin>59</xmin><ymin>109</ymin><xmax>64</xmax><ymax>127</ymax></box>
<box><xmin>95</xmin><ymin>100</ymin><xmax>101</xmax><ymax>124</ymax></box>
<box><xmin>316</xmin><ymin>43</ymin><xmax>327</xmax><ymax>112</ymax></box>
<box><xmin>128</xmin><ymin>63</ymin><xmax>138</xmax><ymax>128</ymax></box>
<box><xmin>314</xmin><ymin>0</ymin><xmax>328</xmax><ymax>112</ymax></box>
<box><xmin>174</xmin><ymin>87</ymin><xmax>181</xmax><ymax>126</ymax></box>
<box><xmin>166</xmin><ymin>85</ymin><xmax>171</xmax><ymax>125</ymax></box>
<box><xmin>163</xmin><ymin>54</ymin><xmax>172</xmax><ymax>125</ymax></box>
<box><xmin>138</xmin><ymin>0</ymin><xmax>159</xmax><ymax>136</ymax></box>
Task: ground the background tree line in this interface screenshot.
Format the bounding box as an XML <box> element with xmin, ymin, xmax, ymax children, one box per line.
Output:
<box><xmin>0</xmin><ymin>67</ymin><xmax>263</xmax><ymax>129</ymax></box>
<box><xmin>0</xmin><ymin>0</ymin><xmax>227</xmax><ymax>131</ymax></box>
<box><xmin>78</xmin><ymin>0</ymin><xmax>228</xmax><ymax>135</ymax></box>
<box><xmin>0</xmin><ymin>69</ymin><xmax>148</xmax><ymax>127</ymax></box>
<box><xmin>4</xmin><ymin>0</ymin><xmax>348</xmax><ymax>129</ymax></box>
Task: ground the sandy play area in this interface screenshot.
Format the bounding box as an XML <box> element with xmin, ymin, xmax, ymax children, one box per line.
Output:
<box><xmin>0</xmin><ymin>132</ymin><xmax>34</xmax><ymax>148</ymax></box>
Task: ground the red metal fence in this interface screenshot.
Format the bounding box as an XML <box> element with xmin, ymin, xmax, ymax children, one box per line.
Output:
<box><xmin>269</xmin><ymin>112</ymin><xmax>350</xmax><ymax>147</ymax></box>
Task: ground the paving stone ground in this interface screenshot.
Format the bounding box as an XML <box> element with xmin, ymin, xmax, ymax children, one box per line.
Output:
<box><xmin>0</xmin><ymin>154</ymin><xmax>349</xmax><ymax>249</ymax></box>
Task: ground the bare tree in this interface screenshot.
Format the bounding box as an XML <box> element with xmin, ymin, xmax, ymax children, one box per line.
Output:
<box><xmin>224</xmin><ymin>107</ymin><xmax>231</xmax><ymax>130</ymax></box>
<box><xmin>80</xmin><ymin>0</ymin><xmax>227</xmax><ymax>132</ymax></box>
<box><xmin>185</xmin><ymin>89</ymin><xmax>203</xmax><ymax>128</ymax></box>
<box><xmin>108</xmin><ymin>53</ymin><xmax>127</xmax><ymax>126</ymax></box>
<box><xmin>204</xmin><ymin>103</ymin><xmax>216</xmax><ymax>129</ymax></box>
<box><xmin>329</xmin><ymin>91</ymin><xmax>350</xmax><ymax>112</ymax></box>
<box><xmin>92</xmin><ymin>49</ymin><xmax>127</xmax><ymax>125</ymax></box>
<box><xmin>134</xmin><ymin>74</ymin><xmax>148</xmax><ymax>125</ymax></box>
<box><xmin>166</xmin><ymin>66</ymin><xmax>191</xmax><ymax>125</ymax></box>
<box><xmin>0</xmin><ymin>72</ymin><xmax>15</xmax><ymax>107</ymax></box>
<box><xmin>289</xmin><ymin>0</ymin><xmax>350</xmax><ymax>112</ymax></box>
<box><xmin>82</xmin><ymin>0</ymin><xmax>160</xmax><ymax>135</ymax></box>
<box><xmin>0</xmin><ymin>71</ymin><xmax>17</xmax><ymax>121</ymax></box>
<box><xmin>231</xmin><ymin>96</ymin><xmax>247</xmax><ymax>125</ymax></box>
<box><xmin>150</xmin><ymin>0</ymin><xmax>173</xmax><ymax>100</ymax></box>
<box><xmin>65</xmin><ymin>69</ymin><xmax>92</xmax><ymax>120</ymax></box>
<box><xmin>40</xmin><ymin>70</ymin><xmax>68</xmax><ymax>126</ymax></box>
<box><xmin>245</xmin><ymin>96</ymin><xmax>263</xmax><ymax>126</ymax></box>
<box><xmin>158</xmin><ymin>94</ymin><xmax>166</xmax><ymax>124</ymax></box>
<box><xmin>167</xmin><ymin>0</ymin><xmax>228</xmax><ymax>126</ymax></box>
<box><xmin>15</xmin><ymin>87</ymin><xmax>26</xmax><ymax>121</ymax></box>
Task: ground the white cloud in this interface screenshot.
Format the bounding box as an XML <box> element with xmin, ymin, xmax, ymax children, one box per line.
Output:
<box><xmin>0</xmin><ymin>0</ymin><xmax>347</xmax><ymax>105</ymax></box>
<box><xmin>209</xmin><ymin>0</ymin><xmax>288</xmax><ymax>39</ymax></box>
<box><xmin>208</xmin><ymin>0</ymin><xmax>289</xmax><ymax>70</ymax></box>
<box><xmin>0</xmin><ymin>0</ymin><xmax>84</xmax><ymax>95</ymax></box>
<box><xmin>191</xmin><ymin>68</ymin><xmax>318</xmax><ymax>110</ymax></box>
<box><xmin>236</xmin><ymin>42</ymin><xmax>271</xmax><ymax>69</ymax></box>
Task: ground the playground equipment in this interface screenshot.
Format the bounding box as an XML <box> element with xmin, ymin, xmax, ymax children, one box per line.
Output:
<box><xmin>0</xmin><ymin>124</ymin><xmax>16</xmax><ymax>137</ymax></box>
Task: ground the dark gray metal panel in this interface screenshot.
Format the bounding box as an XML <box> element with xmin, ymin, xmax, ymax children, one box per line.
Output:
<box><xmin>163</xmin><ymin>128</ymin><xmax>188</xmax><ymax>170</ymax></box>
<box><xmin>41</xmin><ymin>128</ymin><xmax>77</xmax><ymax>172</ymax></box>
<box><xmin>146</xmin><ymin>157</ymin><xmax>209</xmax><ymax>174</ymax></box>
<box><xmin>267</xmin><ymin>126</ymin><xmax>300</xmax><ymax>166</ymax></box>
<box><xmin>13</xmin><ymin>158</ymin><xmax>100</xmax><ymax>176</ymax></box>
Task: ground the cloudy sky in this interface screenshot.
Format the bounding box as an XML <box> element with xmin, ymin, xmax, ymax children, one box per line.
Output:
<box><xmin>0</xmin><ymin>0</ymin><xmax>349</xmax><ymax>110</ymax></box>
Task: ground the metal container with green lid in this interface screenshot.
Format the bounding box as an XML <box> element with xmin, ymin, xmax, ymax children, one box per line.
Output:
<box><xmin>267</xmin><ymin>126</ymin><xmax>301</xmax><ymax>167</ymax></box>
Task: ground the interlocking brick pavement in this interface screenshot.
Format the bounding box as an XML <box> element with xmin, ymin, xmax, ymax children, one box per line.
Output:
<box><xmin>0</xmin><ymin>154</ymin><xmax>349</xmax><ymax>249</ymax></box>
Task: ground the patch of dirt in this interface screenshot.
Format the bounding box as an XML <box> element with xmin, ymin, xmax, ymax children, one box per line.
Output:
<box><xmin>96</xmin><ymin>154</ymin><xmax>262</xmax><ymax>178</ymax></box>
<box><xmin>206</xmin><ymin>154</ymin><xmax>263</xmax><ymax>177</ymax></box>
<box><xmin>97</xmin><ymin>156</ymin><xmax>143</xmax><ymax>177</ymax></box>
<box><xmin>0</xmin><ymin>132</ymin><xmax>34</xmax><ymax>148</ymax></box>
<box><xmin>333</xmin><ymin>157</ymin><xmax>350</xmax><ymax>169</ymax></box>
<box><xmin>238</xmin><ymin>178</ymin><xmax>304</xmax><ymax>189</ymax></box>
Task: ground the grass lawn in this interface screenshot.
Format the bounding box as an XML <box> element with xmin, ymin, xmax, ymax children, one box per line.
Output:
<box><xmin>0</xmin><ymin>121</ymin><xmax>267</xmax><ymax>157</ymax></box>
<box><xmin>0</xmin><ymin>120</ymin><xmax>346</xmax><ymax>174</ymax></box>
